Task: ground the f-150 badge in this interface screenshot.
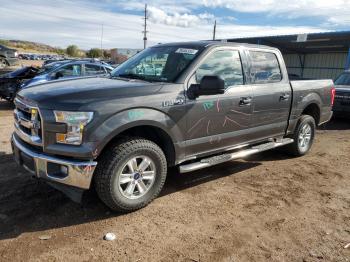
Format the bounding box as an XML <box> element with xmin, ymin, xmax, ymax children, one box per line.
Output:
<box><xmin>162</xmin><ymin>98</ymin><xmax>184</xmax><ymax>107</ymax></box>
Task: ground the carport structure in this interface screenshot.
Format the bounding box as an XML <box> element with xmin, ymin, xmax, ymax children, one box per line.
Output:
<box><xmin>227</xmin><ymin>31</ymin><xmax>350</xmax><ymax>80</ymax></box>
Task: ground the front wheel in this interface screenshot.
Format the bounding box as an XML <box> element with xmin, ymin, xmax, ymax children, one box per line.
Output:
<box><xmin>285</xmin><ymin>115</ymin><xmax>316</xmax><ymax>156</ymax></box>
<box><xmin>94</xmin><ymin>138</ymin><xmax>167</xmax><ymax>212</ymax></box>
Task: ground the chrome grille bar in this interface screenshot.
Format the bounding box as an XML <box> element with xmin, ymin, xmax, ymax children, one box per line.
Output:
<box><xmin>14</xmin><ymin>97</ymin><xmax>43</xmax><ymax>147</ymax></box>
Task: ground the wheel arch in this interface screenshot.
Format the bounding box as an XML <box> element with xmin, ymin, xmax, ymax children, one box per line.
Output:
<box><xmin>301</xmin><ymin>103</ymin><xmax>320</xmax><ymax>125</ymax></box>
<box><xmin>91</xmin><ymin>108</ymin><xmax>184</xmax><ymax>166</ymax></box>
<box><xmin>102</xmin><ymin>124</ymin><xmax>177</xmax><ymax>167</ymax></box>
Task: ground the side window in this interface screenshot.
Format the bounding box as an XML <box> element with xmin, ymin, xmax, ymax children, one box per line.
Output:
<box><xmin>249</xmin><ymin>51</ymin><xmax>282</xmax><ymax>83</ymax></box>
<box><xmin>85</xmin><ymin>64</ymin><xmax>106</xmax><ymax>75</ymax></box>
<box><xmin>196</xmin><ymin>50</ymin><xmax>244</xmax><ymax>89</ymax></box>
<box><xmin>55</xmin><ymin>64</ymin><xmax>81</xmax><ymax>77</ymax></box>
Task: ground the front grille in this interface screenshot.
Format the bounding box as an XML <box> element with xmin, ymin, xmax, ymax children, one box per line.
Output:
<box><xmin>335</xmin><ymin>92</ymin><xmax>350</xmax><ymax>101</ymax></box>
<box><xmin>14</xmin><ymin>97</ymin><xmax>43</xmax><ymax>147</ymax></box>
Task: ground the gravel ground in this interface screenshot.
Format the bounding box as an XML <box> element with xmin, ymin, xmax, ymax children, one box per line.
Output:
<box><xmin>0</xmin><ymin>100</ymin><xmax>349</xmax><ymax>262</ymax></box>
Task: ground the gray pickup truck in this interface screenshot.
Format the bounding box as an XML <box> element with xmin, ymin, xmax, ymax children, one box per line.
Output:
<box><xmin>11</xmin><ymin>41</ymin><xmax>334</xmax><ymax>212</ymax></box>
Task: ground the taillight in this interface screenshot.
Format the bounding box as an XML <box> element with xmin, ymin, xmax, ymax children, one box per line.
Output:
<box><xmin>331</xmin><ymin>87</ymin><xmax>335</xmax><ymax>106</ymax></box>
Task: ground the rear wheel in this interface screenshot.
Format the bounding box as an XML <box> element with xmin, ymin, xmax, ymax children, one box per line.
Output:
<box><xmin>285</xmin><ymin>115</ymin><xmax>316</xmax><ymax>156</ymax></box>
<box><xmin>94</xmin><ymin>138</ymin><xmax>167</xmax><ymax>212</ymax></box>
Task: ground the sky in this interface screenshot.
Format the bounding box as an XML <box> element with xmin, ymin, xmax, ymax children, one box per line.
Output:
<box><xmin>0</xmin><ymin>0</ymin><xmax>350</xmax><ymax>49</ymax></box>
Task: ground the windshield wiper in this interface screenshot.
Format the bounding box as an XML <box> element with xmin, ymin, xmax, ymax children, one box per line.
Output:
<box><xmin>116</xmin><ymin>73</ymin><xmax>149</xmax><ymax>81</ymax></box>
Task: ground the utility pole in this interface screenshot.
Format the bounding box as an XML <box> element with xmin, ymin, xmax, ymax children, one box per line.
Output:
<box><xmin>100</xmin><ymin>23</ymin><xmax>104</xmax><ymax>58</ymax></box>
<box><xmin>143</xmin><ymin>4</ymin><xmax>148</xmax><ymax>49</ymax></box>
<box><xmin>213</xmin><ymin>20</ymin><xmax>216</xmax><ymax>40</ymax></box>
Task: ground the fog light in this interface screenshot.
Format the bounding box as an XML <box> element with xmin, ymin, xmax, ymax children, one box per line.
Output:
<box><xmin>60</xmin><ymin>165</ymin><xmax>68</xmax><ymax>176</ymax></box>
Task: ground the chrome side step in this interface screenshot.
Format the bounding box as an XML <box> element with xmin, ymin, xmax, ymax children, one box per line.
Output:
<box><xmin>179</xmin><ymin>138</ymin><xmax>293</xmax><ymax>173</ymax></box>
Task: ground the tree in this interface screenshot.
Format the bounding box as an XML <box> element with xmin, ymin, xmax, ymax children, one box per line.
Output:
<box><xmin>103</xmin><ymin>49</ymin><xmax>111</xmax><ymax>59</ymax></box>
<box><xmin>87</xmin><ymin>48</ymin><xmax>102</xmax><ymax>58</ymax></box>
<box><xmin>66</xmin><ymin>45</ymin><xmax>79</xmax><ymax>57</ymax></box>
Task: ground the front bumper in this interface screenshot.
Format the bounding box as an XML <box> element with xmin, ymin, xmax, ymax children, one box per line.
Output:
<box><xmin>11</xmin><ymin>134</ymin><xmax>97</xmax><ymax>190</ymax></box>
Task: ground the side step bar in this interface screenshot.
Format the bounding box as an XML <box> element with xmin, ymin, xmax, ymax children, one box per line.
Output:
<box><xmin>179</xmin><ymin>138</ymin><xmax>294</xmax><ymax>173</ymax></box>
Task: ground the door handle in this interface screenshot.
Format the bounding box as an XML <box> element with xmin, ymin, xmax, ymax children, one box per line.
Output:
<box><xmin>280</xmin><ymin>94</ymin><xmax>290</xmax><ymax>101</ymax></box>
<box><xmin>239</xmin><ymin>97</ymin><xmax>252</xmax><ymax>106</ymax></box>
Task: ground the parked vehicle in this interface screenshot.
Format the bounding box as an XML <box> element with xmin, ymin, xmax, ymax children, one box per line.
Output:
<box><xmin>0</xmin><ymin>66</ymin><xmax>40</xmax><ymax>101</ymax></box>
<box><xmin>333</xmin><ymin>70</ymin><xmax>350</xmax><ymax>117</ymax></box>
<box><xmin>0</xmin><ymin>44</ymin><xmax>18</xmax><ymax>69</ymax></box>
<box><xmin>0</xmin><ymin>60</ymin><xmax>113</xmax><ymax>101</ymax></box>
<box><xmin>11</xmin><ymin>41</ymin><xmax>334</xmax><ymax>212</ymax></box>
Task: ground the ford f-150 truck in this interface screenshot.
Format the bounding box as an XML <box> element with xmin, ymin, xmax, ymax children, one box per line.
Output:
<box><xmin>11</xmin><ymin>41</ymin><xmax>334</xmax><ymax>212</ymax></box>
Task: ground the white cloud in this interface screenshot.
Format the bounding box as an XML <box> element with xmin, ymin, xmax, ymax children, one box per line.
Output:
<box><xmin>0</xmin><ymin>0</ymin><xmax>334</xmax><ymax>50</ymax></box>
<box><xmin>147</xmin><ymin>7</ymin><xmax>214</xmax><ymax>27</ymax></box>
<box><xmin>120</xmin><ymin>0</ymin><xmax>350</xmax><ymax>26</ymax></box>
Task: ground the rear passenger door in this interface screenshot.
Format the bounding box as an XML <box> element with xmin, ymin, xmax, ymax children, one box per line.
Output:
<box><xmin>247</xmin><ymin>49</ymin><xmax>292</xmax><ymax>139</ymax></box>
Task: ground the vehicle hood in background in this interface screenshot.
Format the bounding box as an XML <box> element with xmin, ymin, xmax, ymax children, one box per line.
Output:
<box><xmin>334</xmin><ymin>85</ymin><xmax>350</xmax><ymax>92</ymax></box>
<box><xmin>0</xmin><ymin>66</ymin><xmax>39</xmax><ymax>79</ymax></box>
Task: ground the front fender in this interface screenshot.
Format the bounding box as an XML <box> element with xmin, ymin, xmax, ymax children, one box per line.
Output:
<box><xmin>88</xmin><ymin>108</ymin><xmax>184</xmax><ymax>157</ymax></box>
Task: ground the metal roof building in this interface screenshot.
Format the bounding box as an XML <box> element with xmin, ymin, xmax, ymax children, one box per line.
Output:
<box><xmin>226</xmin><ymin>31</ymin><xmax>350</xmax><ymax>80</ymax></box>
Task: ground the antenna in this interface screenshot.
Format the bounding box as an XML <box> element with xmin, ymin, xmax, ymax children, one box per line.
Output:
<box><xmin>142</xmin><ymin>4</ymin><xmax>148</xmax><ymax>49</ymax></box>
<box><xmin>100</xmin><ymin>23</ymin><xmax>104</xmax><ymax>58</ymax></box>
<box><xmin>213</xmin><ymin>20</ymin><xmax>216</xmax><ymax>40</ymax></box>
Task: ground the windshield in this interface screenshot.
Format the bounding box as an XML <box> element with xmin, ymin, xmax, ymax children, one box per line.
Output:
<box><xmin>37</xmin><ymin>62</ymin><xmax>65</xmax><ymax>75</ymax></box>
<box><xmin>110</xmin><ymin>46</ymin><xmax>203</xmax><ymax>82</ymax></box>
<box><xmin>335</xmin><ymin>73</ymin><xmax>350</xmax><ymax>86</ymax></box>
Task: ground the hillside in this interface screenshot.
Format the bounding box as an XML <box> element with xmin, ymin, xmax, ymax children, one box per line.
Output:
<box><xmin>0</xmin><ymin>39</ymin><xmax>63</xmax><ymax>54</ymax></box>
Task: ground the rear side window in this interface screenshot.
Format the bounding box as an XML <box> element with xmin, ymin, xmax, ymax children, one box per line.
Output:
<box><xmin>196</xmin><ymin>50</ymin><xmax>244</xmax><ymax>89</ymax></box>
<box><xmin>85</xmin><ymin>64</ymin><xmax>106</xmax><ymax>75</ymax></box>
<box><xmin>249</xmin><ymin>51</ymin><xmax>282</xmax><ymax>83</ymax></box>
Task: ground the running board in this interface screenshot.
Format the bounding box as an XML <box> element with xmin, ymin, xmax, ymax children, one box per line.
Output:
<box><xmin>179</xmin><ymin>138</ymin><xmax>293</xmax><ymax>173</ymax></box>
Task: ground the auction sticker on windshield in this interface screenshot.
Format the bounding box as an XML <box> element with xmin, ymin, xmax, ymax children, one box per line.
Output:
<box><xmin>175</xmin><ymin>48</ymin><xmax>198</xmax><ymax>55</ymax></box>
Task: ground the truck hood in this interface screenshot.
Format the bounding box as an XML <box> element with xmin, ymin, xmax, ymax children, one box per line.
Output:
<box><xmin>334</xmin><ymin>85</ymin><xmax>350</xmax><ymax>92</ymax></box>
<box><xmin>17</xmin><ymin>77</ymin><xmax>163</xmax><ymax>110</ymax></box>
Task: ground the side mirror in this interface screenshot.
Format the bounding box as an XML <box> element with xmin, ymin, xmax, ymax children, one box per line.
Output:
<box><xmin>188</xmin><ymin>75</ymin><xmax>225</xmax><ymax>99</ymax></box>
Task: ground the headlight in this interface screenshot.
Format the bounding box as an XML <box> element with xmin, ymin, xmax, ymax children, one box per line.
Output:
<box><xmin>54</xmin><ymin>111</ymin><xmax>93</xmax><ymax>145</ymax></box>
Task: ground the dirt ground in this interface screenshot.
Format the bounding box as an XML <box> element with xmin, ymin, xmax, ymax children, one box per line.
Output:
<box><xmin>0</xmin><ymin>99</ymin><xmax>349</xmax><ymax>262</ymax></box>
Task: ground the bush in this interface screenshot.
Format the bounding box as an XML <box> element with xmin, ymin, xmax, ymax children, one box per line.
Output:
<box><xmin>87</xmin><ymin>48</ymin><xmax>102</xmax><ymax>58</ymax></box>
<box><xmin>66</xmin><ymin>45</ymin><xmax>80</xmax><ymax>57</ymax></box>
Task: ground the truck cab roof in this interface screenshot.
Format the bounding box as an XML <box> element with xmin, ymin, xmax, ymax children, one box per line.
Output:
<box><xmin>154</xmin><ymin>40</ymin><xmax>277</xmax><ymax>51</ymax></box>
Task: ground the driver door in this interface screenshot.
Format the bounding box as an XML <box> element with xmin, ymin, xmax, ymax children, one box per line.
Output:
<box><xmin>185</xmin><ymin>48</ymin><xmax>253</xmax><ymax>158</ymax></box>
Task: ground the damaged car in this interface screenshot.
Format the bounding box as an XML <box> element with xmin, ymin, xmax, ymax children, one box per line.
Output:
<box><xmin>0</xmin><ymin>66</ymin><xmax>39</xmax><ymax>101</ymax></box>
<box><xmin>0</xmin><ymin>60</ymin><xmax>113</xmax><ymax>101</ymax></box>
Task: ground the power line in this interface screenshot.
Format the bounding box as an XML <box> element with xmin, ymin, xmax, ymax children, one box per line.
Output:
<box><xmin>142</xmin><ymin>4</ymin><xmax>148</xmax><ymax>49</ymax></box>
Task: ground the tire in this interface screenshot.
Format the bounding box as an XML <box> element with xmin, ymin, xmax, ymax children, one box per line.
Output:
<box><xmin>0</xmin><ymin>58</ymin><xmax>7</xmax><ymax>69</ymax></box>
<box><xmin>94</xmin><ymin>138</ymin><xmax>167</xmax><ymax>212</ymax></box>
<box><xmin>285</xmin><ymin>115</ymin><xmax>316</xmax><ymax>156</ymax></box>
